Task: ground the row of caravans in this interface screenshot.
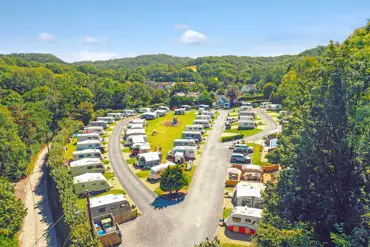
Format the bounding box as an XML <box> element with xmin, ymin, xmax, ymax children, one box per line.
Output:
<box><xmin>238</xmin><ymin>110</ymin><xmax>256</xmax><ymax>130</ymax></box>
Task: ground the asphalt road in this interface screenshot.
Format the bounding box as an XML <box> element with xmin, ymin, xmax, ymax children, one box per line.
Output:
<box><xmin>108</xmin><ymin>109</ymin><xmax>278</xmax><ymax>247</ymax></box>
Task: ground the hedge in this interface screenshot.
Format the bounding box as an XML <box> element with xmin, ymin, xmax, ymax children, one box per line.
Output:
<box><xmin>220</xmin><ymin>134</ymin><xmax>244</xmax><ymax>142</ymax></box>
<box><xmin>238</xmin><ymin>94</ymin><xmax>268</xmax><ymax>101</ymax></box>
<box><xmin>47</xmin><ymin>118</ymin><xmax>101</xmax><ymax>247</ymax></box>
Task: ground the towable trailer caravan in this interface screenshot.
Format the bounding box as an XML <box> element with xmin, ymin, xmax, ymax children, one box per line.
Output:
<box><xmin>232</xmin><ymin>182</ymin><xmax>265</xmax><ymax>209</ymax></box>
<box><xmin>193</xmin><ymin>119</ymin><xmax>211</xmax><ymax>128</ymax></box>
<box><xmin>154</xmin><ymin>109</ymin><xmax>167</xmax><ymax>117</ymax></box>
<box><xmin>199</xmin><ymin>104</ymin><xmax>210</xmax><ymax>110</ymax></box>
<box><xmin>73</xmin><ymin>149</ymin><xmax>102</xmax><ymax>160</ymax></box>
<box><xmin>167</xmin><ymin>146</ymin><xmax>197</xmax><ymax>160</ymax></box>
<box><xmin>131</xmin><ymin>143</ymin><xmax>151</xmax><ymax>156</ymax></box>
<box><xmin>138</xmin><ymin>108</ymin><xmax>151</xmax><ymax>113</ymax></box>
<box><xmin>90</xmin><ymin>194</ymin><xmax>131</xmax><ymax>217</ymax></box>
<box><xmin>73</xmin><ymin>173</ymin><xmax>111</xmax><ymax>195</ymax></box>
<box><xmin>97</xmin><ymin>117</ymin><xmax>115</xmax><ymax>124</ymax></box>
<box><xmin>77</xmin><ymin>140</ymin><xmax>103</xmax><ymax>151</ymax></box>
<box><xmin>125</xmin><ymin>135</ymin><xmax>148</xmax><ymax>147</ymax></box>
<box><xmin>260</xmin><ymin>102</ymin><xmax>271</xmax><ymax>108</ymax></box>
<box><xmin>124</xmin><ymin>129</ymin><xmax>146</xmax><ymax>139</ymax></box>
<box><xmin>90</xmin><ymin>120</ymin><xmax>109</xmax><ymax>129</ymax></box>
<box><xmin>238</xmin><ymin>120</ymin><xmax>255</xmax><ymax>130</ymax></box>
<box><xmin>203</xmin><ymin>111</ymin><xmax>216</xmax><ymax>118</ymax></box>
<box><xmin>239</xmin><ymin>116</ymin><xmax>254</xmax><ymax>122</ymax></box>
<box><xmin>242</xmin><ymin>102</ymin><xmax>252</xmax><ymax>107</ymax></box>
<box><xmin>174</xmin><ymin>139</ymin><xmax>197</xmax><ymax>147</ymax></box>
<box><xmin>267</xmin><ymin>104</ymin><xmax>282</xmax><ymax>111</ymax></box>
<box><xmin>122</xmin><ymin>109</ymin><xmax>137</xmax><ymax>116</ymax></box>
<box><xmin>140</xmin><ymin>112</ymin><xmax>157</xmax><ymax>120</ymax></box>
<box><xmin>131</xmin><ymin>119</ymin><xmax>146</xmax><ymax>125</ymax></box>
<box><xmin>196</xmin><ymin>115</ymin><xmax>212</xmax><ymax>121</ymax></box>
<box><xmin>84</xmin><ymin>126</ymin><xmax>105</xmax><ymax>135</ymax></box>
<box><xmin>198</xmin><ymin>107</ymin><xmax>205</xmax><ymax>114</ymax></box>
<box><xmin>181</xmin><ymin>105</ymin><xmax>192</xmax><ymax>111</ymax></box>
<box><xmin>240</xmin><ymin>105</ymin><xmax>253</xmax><ymax>111</ymax></box>
<box><xmin>157</xmin><ymin>106</ymin><xmax>170</xmax><ymax>112</ymax></box>
<box><xmin>136</xmin><ymin>152</ymin><xmax>162</xmax><ymax>169</ymax></box>
<box><xmin>185</xmin><ymin>125</ymin><xmax>205</xmax><ymax>134</ymax></box>
<box><xmin>182</xmin><ymin>131</ymin><xmax>203</xmax><ymax>142</ymax></box>
<box><xmin>107</xmin><ymin>112</ymin><xmax>123</xmax><ymax>120</ymax></box>
<box><xmin>127</xmin><ymin>123</ymin><xmax>144</xmax><ymax>129</ymax></box>
<box><xmin>77</xmin><ymin>133</ymin><xmax>101</xmax><ymax>142</ymax></box>
<box><xmin>69</xmin><ymin>158</ymin><xmax>105</xmax><ymax>176</ymax></box>
<box><xmin>149</xmin><ymin>162</ymin><xmax>177</xmax><ymax>180</ymax></box>
<box><xmin>224</xmin><ymin>206</ymin><xmax>262</xmax><ymax>235</ymax></box>
<box><xmin>239</xmin><ymin>111</ymin><xmax>256</xmax><ymax>119</ymax></box>
<box><xmin>174</xmin><ymin>108</ymin><xmax>185</xmax><ymax>115</ymax></box>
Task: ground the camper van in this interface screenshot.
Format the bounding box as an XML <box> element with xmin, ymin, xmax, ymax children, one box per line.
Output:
<box><xmin>90</xmin><ymin>120</ymin><xmax>109</xmax><ymax>129</ymax></box>
<box><xmin>138</xmin><ymin>108</ymin><xmax>151</xmax><ymax>113</ymax></box>
<box><xmin>69</xmin><ymin>158</ymin><xmax>105</xmax><ymax>176</ymax></box>
<box><xmin>131</xmin><ymin>143</ymin><xmax>151</xmax><ymax>156</ymax></box>
<box><xmin>127</xmin><ymin>123</ymin><xmax>144</xmax><ymax>129</ymax></box>
<box><xmin>125</xmin><ymin>135</ymin><xmax>148</xmax><ymax>147</ymax></box>
<box><xmin>157</xmin><ymin>106</ymin><xmax>170</xmax><ymax>112</ymax></box>
<box><xmin>84</xmin><ymin>126</ymin><xmax>105</xmax><ymax>135</ymax></box>
<box><xmin>260</xmin><ymin>102</ymin><xmax>271</xmax><ymax>108</ymax></box>
<box><xmin>232</xmin><ymin>182</ymin><xmax>265</xmax><ymax>209</ymax></box>
<box><xmin>182</xmin><ymin>131</ymin><xmax>203</xmax><ymax>142</ymax></box>
<box><xmin>77</xmin><ymin>140</ymin><xmax>103</xmax><ymax>151</ymax></box>
<box><xmin>224</xmin><ymin>206</ymin><xmax>262</xmax><ymax>235</ymax></box>
<box><xmin>107</xmin><ymin>112</ymin><xmax>123</xmax><ymax>120</ymax></box>
<box><xmin>122</xmin><ymin>109</ymin><xmax>137</xmax><ymax>116</ymax></box>
<box><xmin>77</xmin><ymin>133</ymin><xmax>101</xmax><ymax>142</ymax></box>
<box><xmin>185</xmin><ymin>125</ymin><xmax>205</xmax><ymax>134</ymax></box>
<box><xmin>73</xmin><ymin>173</ymin><xmax>111</xmax><ymax>195</ymax></box>
<box><xmin>174</xmin><ymin>139</ymin><xmax>197</xmax><ymax>147</ymax></box>
<box><xmin>239</xmin><ymin>111</ymin><xmax>256</xmax><ymax>119</ymax></box>
<box><xmin>154</xmin><ymin>109</ymin><xmax>166</xmax><ymax>117</ymax></box>
<box><xmin>167</xmin><ymin>146</ymin><xmax>197</xmax><ymax>160</ymax></box>
<box><xmin>239</xmin><ymin>116</ymin><xmax>254</xmax><ymax>122</ymax></box>
<box><xmin>181</xmin><ymin>105</ymin><xmax>192</xmax><ymax>111</ymax></box>
<box><xmin>174</xmin><ymin>108</ymin><xmax>185</xmax><ymax>115</ymax></box>
<box><xmin>136</xmin><ymin>152</ymin><xmax>162</xmax><ymax>169</ymax></box>
<box><xmin>96</xmin><ymin>117</ymin><xmax>115</xmax><ymax>124</ymax></box>
<box><xmin>240</xmin><ymin>105</ymin><xmax>253</xmax><ymax>111</ymax></box>
<box><xmin>149</xmin><ymin>162</ymin><xmax>177</xmax><ymax>180</ymax></box>
<box><xmin>124</xmin><ymin>129</ymin><xmax>146</xmax><ymax>139</ymax></box>
<box><xmin>193</xmin><ymin>119</ymin><xmax>211</xmax><ymax>128</ymax></box>
<box><xmin>196</xmin><ymin>115</ymin><xmax>212</xmax><ymax>121</ymax></box>
<box><xmin>90</xmin><ymin>194</ymin><xmax>131</xmax><ymax>217</ymax></box>
<box><xmin>140</xmin><ymin>112</ymin><xmax>157</xmax><ymax>120</ymax></box>
<box><xmin>238</xmin><ymin>120</ymin><xmax>255</xmax><ymax>130</ymax></box>
<box><xmin>73</xmin><ymin>149</ymin><xmax>102</xmax><ymax>161</ymax></box>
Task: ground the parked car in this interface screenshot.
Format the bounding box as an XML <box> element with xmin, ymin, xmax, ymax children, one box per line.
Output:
<box><xmin>230</xmin><ymin>153</ymin><xmax>251</xmax><ymax>164</ymax></box>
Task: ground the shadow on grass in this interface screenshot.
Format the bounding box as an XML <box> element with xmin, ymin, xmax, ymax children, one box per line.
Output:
<box><xmin>150</xmin><ymin>192</ymin><xmax>186</xmax><ymax>210</ymax></box>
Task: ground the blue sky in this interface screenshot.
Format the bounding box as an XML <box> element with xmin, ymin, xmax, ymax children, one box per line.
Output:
<box><xmin>1</xmin><ymin>0</ymin><xmax>369</xmax><ymax>62</ymax></box>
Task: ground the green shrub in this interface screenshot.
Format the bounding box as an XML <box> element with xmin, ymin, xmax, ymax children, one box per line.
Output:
<box><xmin>220</xmin><ymin>134</ymin><xmax>243</xmax><ymax>142</ymax></box>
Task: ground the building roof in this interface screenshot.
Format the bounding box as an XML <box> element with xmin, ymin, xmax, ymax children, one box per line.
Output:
<box><xmin>73</xmin><ymin>173</ymin><xmax>106</xmax><ymax>184</ymax></box>
<box><xmin>70</xmin><ymin>158</ymin><xmax>102</xmax><ymax>168</ymax></box>
<box><xmin>137</xmin><ymin>152</ymin><xmax>161</xmax><ymax>162</ymax></box>
<box><xmin>90</xmin><ymin>194</ymin><xmax>128</xmax><ymax>208</ymax></box>
<box><xmin>231</xmin><ymin>206</ymin><xmax>262</xmax><ymax>218</ymax></box>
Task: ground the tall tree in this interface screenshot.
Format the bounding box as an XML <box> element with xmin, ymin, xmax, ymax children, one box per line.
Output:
<box><xmin>160</xmin><ymin>165</ymin><xmax>188</xmax><ymax>194</ymax></box>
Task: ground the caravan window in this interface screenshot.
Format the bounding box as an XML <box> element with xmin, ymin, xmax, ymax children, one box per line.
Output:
<box><xmin>189</xmin><ymin>151</ymin><xmax>194</xmax><ymax>154</ymax></box>
<box><xmin>120</xmin><ymin>203</ymin><xmax>129</xmax><ymax>208</ymax></box>
<box><xmin>232</xmin><ymin>217</ymin><xmax>241</xmax><ymax>223</ymax></box>
<box><xmin>110</xmin><ymin>205</ymin><xmax>117</xmax><ymax>209</ymax></box>
<box><xmin>98</xmin><ymin>207</ymin><xmax>106</xmax><ymax>213</ymax></box>
<box><xmin>245</xmin><ymin>219</ymin><xmax>252</xmax><ymax>223</ymax></box>
<box><xmin>92</xmin><ymin>183</ymin><xmax>97</xmax><ymax>186</ymax></box>
<box><xmin>87</xmin><ymin>166</ymin><xmax>93</xmax><ymax>170</ymax></box>
<box><xmin>79</xmin><ymin>155</ymin><xmax>84</xmax><ymax>158</ymax></box>
<box><xmin>81</xmin><ymin>185</ymin><xmax>85</xmax><ymax>188</ymax></box>
<box><xmin>100</xmin><ymin>182</ymin><xmax>105</xmax><ymax>185</ymax></box>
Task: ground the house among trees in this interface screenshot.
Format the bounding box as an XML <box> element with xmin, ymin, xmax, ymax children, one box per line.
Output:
<box><xmin>241</xmin><ymin>84</ymin><xmax>257</xmax><ymax>94</ymax></box>
<box><xmin>216</xmin><ymin>95</ymin><xmax>230</xmax><ymax>108</ymax></box>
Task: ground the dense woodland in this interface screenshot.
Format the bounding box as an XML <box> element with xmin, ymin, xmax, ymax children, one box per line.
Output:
<box><xmin>0</xmin><ymin>22</ymin><xmax>368</xmax><ymax>246</ymax></box>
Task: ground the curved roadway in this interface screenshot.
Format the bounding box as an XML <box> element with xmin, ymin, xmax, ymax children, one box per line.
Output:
<box><xmin>108</xmin><ymin>109</ymin><xmax>278</xmax><ymax>247</ymax></box>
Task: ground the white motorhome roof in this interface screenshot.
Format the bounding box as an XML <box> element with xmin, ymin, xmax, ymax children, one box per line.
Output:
<box><xmin>194</xmin><ymin>119</ymin><xmax>209</xmax><ymax>123</ymax></box>
<box><xmin>139</xmin><ymin>143</ymin><xmax>151</xmax><ymax>150</ymax></box>
<box><xmin>84</xmin><ymin>126</ymin><xmax>103</xmax><ymax>130</ymax></box>
<box><xmin>77</xmin><ymin>133</ymin><xmax>100</xmax><ymax>138</ymax></box>
<box><xmin>73</xmin><ymin>149</ymin><xmax>101</xmax><ymax>155</ymax></box>
<box><xmin>132</xmin><ymin>119</ymin><xmax>145</xmax><ymax>124</ymax></box>
<box><xmin>137</xmin><ymin>152</ymin><xmax>161</xmax><ymax>162</ymax></box>
<box><xmin>90</xmin><ymin>194</ymin><xmax>127</xmax><ymax>208</ymax></box>
<box><xmin>174</xmin><ymin>139</ymin><xmax>196</xmax><ymax>143</ymax></box>
<box><xmin>142</xmin><ymin>112</ymin><xmax>156</xmax><ymax>116</ymax></box>
<box><xmin>155</xmin><ymin>110</ymin><xmax>166</xmax><ymax>113</ymax></box>
<box><xmin>231</xmin><ymin>206</ymin><xmax>262</xmax><ymax>219</ymax></box>
<box><xmin>132</xmin><ymin>142</ymin><xmax>150</xmax><ymax>149</ymax></box>
<box><xmin>235</xmin><ymin>183</ymin><xmax>264</xmax><ymax>199</ymax></box>
<box><xmin>73</xmin><ymin>173</ymin><xmax>106</xmax><ymax>184</ymax></box>
<box><xmin>182</xmin><ymin>131</ymin><xmax>202</xmax><ymax>135</ymax></box>
<box><xmin>150</xmin><ymin>162</ymin><xmax>176</xmax><ymax>173</ymax></box>
<box><xmin>126</xmin><ymin>129</ymin><xmax>146</xmax><ymax>135</ymax></box>
<box><xmin>77</xmin><ymin>140</ymin><xmax>101</xmax><ymax>145</ymax></box>
<box><xmin>238</xmin><ymin>120</ymin><xmax>254</xmax><ymax>124</ymax></box>
<box><xmin>70</xmin><ymin>158</ymin><xmax>102</xmax><ymax>168</ymax></box>
<box><xmin>129</xmin><ymin>123</ymin><xmax>144</xmax><ymax>129</ymax></box>
<box><xmin>172</xmin><ymin>146</ymin><xmax>197</xmax><ymax>151</ymax></box>
<box><xmin>129</xmin><ymin>135</ymin><xmax>146</xmax><ymax>143</ymax></box>
<box><xmin>91</xmin><ymin>120</ymin><xmax>108</xmax><ymax>124</ymax></box>
<box><xmin>186</xmin><ymin>124</ymin><xmax>203</xmax><ymax>128</ymax></box>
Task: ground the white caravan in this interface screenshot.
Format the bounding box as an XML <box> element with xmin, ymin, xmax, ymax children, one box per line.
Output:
<box><xmin>77</xmin><ymin>140</ymin><xmax>103</xmax><ymax>151</ymax></box>
<box><xmin>107</xmin><ymin>112</ymin><xmax>123</xmax><ymax>120</ymax></box>
<box><xmin>125</xmin><ymin>135</ymin><xmax>148</xmax><ymax>147</ymax></box>
<box><xmin>84</xmin><ymin>126</ymin><xmax>105</xmax><ymax>135</ymax></box>
<box><xmin>89</xmin><ymin>120</ymin><xmax>109</xmax><ymax>129</ymax></box>
<box><xmin>174</xmin><ymin>139</ymin><xmax>197</xmax><ymax>147</ymax></box>
<box><xmin>181</xmin><ymin>105</ymin><xmax>192</xmax><ymax>111</ymax></box>
<box><xmin>138</xmin><ymin>108</ymin><xmax>152</xmax><ymax>113</ymax></box>
<box><xmin>122</xmin><ymin>109</ymin><xmax>137</xmax><ymax>116</ymax></box>
<box><xmin>260</xmin><ymin>102</ymin><xmax>271</xmax><ymax>108</ymax></box>
<box><xmin>131</xmin><ymin>119</ymin><xmax>146</xmax><ymax>125</ymax></box>
<box><xmin>185</xmin><ymin>124</ymin><xmax>205</xmax><ymax>134</ymax></box>
<box><xmin>196</xmin><ymin>115</ymin><xmax>212</xmax><ymax>121</ymax></box>
<box><xmin>140</xmin><ymin>112</ymin><xmax>157</xmax><ymax>120</ymax></box>
<box><xmin>154</xmin><ymin>109</ymin><xmax>167</xmax><ymax>117</ymax></box>
<box><xmin>182</xmin><ymin>131</ymin><xmax>203</xmax><ymax>142</ymax></box>
<box><xmin>240</xmin><ymin>105</ymin><xmax>253</xmax><ymax>111</ymax></box>
<box><xmin>174</xmin><ymin>108</ymin><xmax>185</xmax><ymax>115</ymax></box>
<box><xmin>157</xmin><ymin>106</ymin><xmax>170</xmax><ymax>112</ymax></box>
<box><xmin>69</xmin><ymin>158</ymin><xmax>105</xmax><ymax>176</ymax></box>
<box><xmin>239</xmin><ymin>116</ymin><xmax>254</xmax><ymax>122</ymax></box>
<box><xmin>124</xmin><ymin>129</ymin><xmax>146</xmax><ymax>139</ymax></box>
<box><xmin>97</xmin><ymin>117</ymin><xmax>115</xmax><ymax>124</ymax></box>
<box><xmin>90</xmin><ymin>194</ymin><xmax>131</xmax><ymax>217</ymax></box>
<box><xmin>149</xmin><ymin>162</ymin><xmax>177</xmax><ymax>180</ymax></box>
<box><xmin>203</xmin><ymin>111</ymin><xmax>216</xmax><ymax>118</ymax></box>
<box><xmin>238</xmin><ymin>120</ymin><xmax>255</xmax><ymax>130</ymax></box>
<box><xmin>136</xmin><ymin>152</ymin><xmax>162</xmax><ymax>169</ymax></box>
<box><xmin>239</xmin><ymin>111</ymin><xmax>256</xmax><ymax>119</ymax></box>
<box><xmin>77</xmin><ymin>133</ymin><xmax>101</xmax><ymax>142</ymax></box>
<box><xmin>127</xmin><ymin>123</ymin><xmax>144</xmax><ymax>129</ymax></box>
<box><xmin>167</xmin><ymin>146</ymin><xmax>197</xmax><ymax>160</ymax></box>
<box><xmin>224</xmin><ymin>206</ymin><xmax>262</xmax><ymax>235</ymax></box>
<box><xmin>232</xmin><ymin>182</ymin><xmax>265</xmax><ymax>209</ymax></box>
<box><xmin>193</xmin><ymin>119</ymin><xmax>211</xmax><ymax>128</ymax></box>
<box><xmin>267</xmin><ymin>104</ymin><xmax>282</xmax><ymax>111</ymax></box>
<box><xmin>72</xmin><ymin>149</ymin><xmax>102</xmax><ymax>161</ymax></box>
<box><xmin>73</xmin><ymin>173</ymin><xmax>111</xmax><ymax>195</ymax></box>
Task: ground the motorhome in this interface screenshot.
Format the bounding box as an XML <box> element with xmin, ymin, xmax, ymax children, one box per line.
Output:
<box><xmin>90</xmin><ymin>120</ymin><xmax>109</xmax><ymax>129</ymax></box>
<box><xmin>174</xmin><ymin>108</ymin><xmax>185</xmax><ymax>115</ymax></box>
<box><xmin>136</xmin><ymin>152</ymin><xmax>162</xmax><ymax>169</ymax></box>
<box><xmin>84</xmin><ymin>126</ymin><xmax>105</xmax><ymax>135</ymax></box>
<box><xmin>73</xmin><ymin>173</ymin><xmax>111</xmax><ymax>195</ymax></box>
<box><xmin>174</xmin><ymin>139</ymin><xmax>197</xmax><ymax>147</ymax></box>
<box><xmin>125</xmin><ymin>135</ymin><xmax>148</xmax><ymax>147</ymax></box>
<box><xmin>154</xmin><ymin>109</ymin><xmax>167</xmax><ymax>117</ymax></box>
<box><xmin>238</xmin><ymin>120</ymin><xmax>255</xmax><ymax>130</ymax></box>
<box><xmin>185</xmin><ymin>124</ymin><xmax>205</xmax><ymax>134</ymax></box>
<box><xmin>77</xmin><ymin>140</ymin><xmax>103</xmax><ymax>151</ymax></box>
<box><xmin>196</xmin><ymin>115</ymin><xmax>212</xmax><ymax>121</ymax></box>
<box><xmin>77</xmin><ymin>133</ymin><xmax>101</xmax><ymax>142</ymax></box>
<box><xmin>69</xmin><ymin>158</ymin><xmax>105</xmax><ymax>176</ymax></box>
<box><xmin>149</xmin><ymin>162</ymin><xmax>177</xmax><ymax>180</ymax></box>
<box><xmin>127</xmin><ymin>123</ymin><xmax>144</xmax><ymax>129</ymax></box>
<box><xmin>239</xmin><ymin>111</ymin><xmax>256</xmax><ymax>119</ymax></box>
<box><xmin>73</xmin><ymin>149</ymin><xmax>102</xmax><ymax>160</ymax></box>
<box><xmin>182</xmin><ymin>131</ymin><xmax>203</xmax><ymax>142</ymax></box>
<box><xmin>124</xmin><ymin>129</ymin><xmax>146</xmax><ymax>139</ymax></box>
<box><xmin>97</xmin><ymin>117</ymin><xmax>115</xmax><ymax>124</ymax></box>
<box><xmin>138</xmin><ymin>108</ymin><xmax>151</xmax><ymax>113</ymax></box>
<box><xmin>240</xmin><ymin>105</ymin><xmax>252</xmax><ymax>111</ymax></box>
<box><xmin>199</xmin><ymin>104</ymin><xmax>210</xmax><ymax>110</ymax></box>
<box><xmin>239</xmin><ymin>116</ymin><xmax>254</xmax><ymax>122</ymax></box>
<box><xmin>140</xmin><ymin>112</ymin><xmax>157</xmax><ymax>120</ymax></box>
<box><xmin>107</xmin><ymin>112</ymin><xmax>123</xmax><ymax>120</ymax></box>
<box><xmin>122</xmin><ymin>109</ymin><xmax>137</xmax><ymax>116</ymax></box>
<box><xmin>181</xmin><ymin>105</ymin><xmax>192</xmax><ymax>111</ymax></box>
<box><xmin>157</xmin><ymin>106</ymin><xmax>170</xmax><ymax>112</ymax></box>
<box><xmin>167</xmin><ymin>146</ymin><xmax>197</xmax><ymax>160</ymax></box>
<box><xmin>224</xmin><ymin>206</ymin><xmax>262</xmax><ymax>235</ymax></box>
<box><xmin>260</xmin><ymin>102</ymin><xmax>271</xmax><ymax>108</ymax></box>
<box><xmin>90</xmin><ymin>194</ymin><xmax>131</xmax><ymax>217</ymax></box>
<box><xmin>193</xmin><ymin>119</ymin><xmax>211</xmax><ymax>128</ymax></box>
<box><xmin>267</xmin><ymin>104</ymin><xmax>282</xmax><ymax>111</ymax></box>
<box><xmin>232</xmin><ymin>182</ymin><xmax>265</xmax><ymax>209</ymax></box>
<box><xmin>131</xmin><ymin>143</ymin><xmax>151</xmax><ymax>156</ymax></box>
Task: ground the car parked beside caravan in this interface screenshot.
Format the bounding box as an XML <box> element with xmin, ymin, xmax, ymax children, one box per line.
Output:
<box><xmin>84</xmin><ymin>126</ymin><xmax>105</xmax><ymax>135</ymax></box>
<box><xmin>73</xmin><ymin>149</ymin><xmax>102</xmax><ymax>161</ymax></box>
<box><xmin>77</xmin><ymin>140</ymin><xmax>103</xmax><ymax>151</ymax></box>
<box><xmin>193</xmin><ymin>119</ymin><xmax>211</xmax><ymax>128</ymax></box>
<box><xmin>77</xmin><ymin>132</ymin><xmax>101</xmax><ymax>142</ymax></box>
<box><xmin>185</xmin><ymin>124</ymin><xmax>205</xmax><ymax>134</ymax></box>
<box><xmin>96</xmin><ymin>117</ymin><xmax>115</xmax><ymax>124</ymax></box>
<box><xmin>107</xmin><ymin>112</ymin><xmax>123</xmax><ymax>120</ymax></box>
<box><xmin>149</xmin><ymin>162</ymin><xmax>177</xmax><ymax>180</ymax></box>
<box><xmin>69</xmin><ymin>158</ymin><xmax>105</xmax><ymax>176</ymax></box>
<box><xmin>182</xmin><ymin>131</ymin><xmax>203</xmax><ymax>142</ymax></box>
<box><xmin>73</xmin><ymin>173</ymin><xmax>111</xmax><ymax>195</ymax></box>
<box><xmin>90</xmin><ymin>120</ymin><xmax>109</xmax><ymax>129</ymax></box>
<box><xmin>230</xmin><ymin>152</ymin><xmax>251</xmax><ymax>164</ymax></box>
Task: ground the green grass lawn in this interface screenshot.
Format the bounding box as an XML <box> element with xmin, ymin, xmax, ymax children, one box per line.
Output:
<box><xmin>224</xmin><ymin>127</ymin><xmax>262</xmax><ymax>137</ymax></box>
<box><xmin>65</xmin><ymin>138</ymin><xmax>77</xmax><ymax>160</ymax></box>
<box><xmin>126</xmin><ymin>158</ymin><xmax>136</xmax><ymax>164</ymax></box>
<box><xmin>103</xmin><ymin>172</ymin><xmax>115</xmax><ymax>180</ymax></box>
<box><xmin>145</xmin><ymin>111</ymin><xmax>196</xmax><ymax>162</ymax></box>
<box><xmin>223</xmin><ymin>207</ymin><xmax>233</xmax><ymax>218</ymax></box>
<box><xmin>246</xmin><ymin>142</ymin><xmax>269</xmax><ymax>166</ymax></box>
<box><xmin>122</xmin><ymin>147</ymin><xmax>130</xmax><ymax>153</ymax></box>
<box><xmin>136</xmin><ymin>170</ymin><xmax>150</xmax><ymax>178</ymax></box>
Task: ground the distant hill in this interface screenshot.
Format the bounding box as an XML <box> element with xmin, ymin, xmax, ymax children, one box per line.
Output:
<box><xmin>6</xmin><ymin>53</ymin><xmax>65</xmax><ymax>63</ymax></box>
<box><xmin>299</xmin><ymin>46</ymin><xmax>327</xmax><ymax>57</ymax></box>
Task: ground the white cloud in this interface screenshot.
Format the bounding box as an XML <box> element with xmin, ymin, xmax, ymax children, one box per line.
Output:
<box><xmin>38</xmin><ymin>32</ymin><xmax>56</xmax><ymax>42</ymax></box>
<box><xmin>174</xmin><ymin>24</ymin><xmax>189</xmax><ymax>30</ymax></box>
<box><xmin>179</xmin><ymin>30</ymin><xmax>208</xmax><ymax>45</ymax></box>
<box><xmin>67</xmin><ymin>51</ymin><xmax>119</xmax><ymax>62</ymax></box>
<box><xmin>84</xmin><ymin>36</ymin><xmax>109</xmax><ymax>45</ymax></box>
